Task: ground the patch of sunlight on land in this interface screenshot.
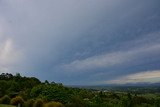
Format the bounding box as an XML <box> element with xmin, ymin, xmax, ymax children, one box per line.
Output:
<box><xmin>140</xmin><ymin>93</ymin><xmax>159</xmax><ymax>99</ymax></box>
<box><xmin>0</xmin><ymin>104</ymin><xmax>16</xmax><ymax>107</ymax></box>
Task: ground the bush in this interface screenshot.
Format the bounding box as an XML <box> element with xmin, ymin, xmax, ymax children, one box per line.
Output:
<box><xmin>25</xmin><ymin>99</ymin><xmax>35</xmax><ymax>107</ymax></box>
<box><xmin>0</xmin><ymin>95</ymin><xmax>11</xmax><ymax>104</ymax></box>
<box><xmin>33</xmin><ymin>99</ymin><xmax>44</xmax><ymax>107</ymax></box>
<box><xmin>10</xmin><ymin>96</ymin><xmax>24</xmax><ymax>106</ymax></box>
<box><xmin>45</xmin><ymin>101</ymin><xmax>64</xmax><ymax>107</ymax></box>
<box><xmin>66</xmin><ymin>96</ymin><xmax>89</xmax><ymax>107</ymax></box>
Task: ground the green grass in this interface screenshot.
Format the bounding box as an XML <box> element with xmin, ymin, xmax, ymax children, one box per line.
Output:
<box><xmin>0</xmin><ymin>104</ymin><xmax>16</xmax><ymax>107</ymax></box>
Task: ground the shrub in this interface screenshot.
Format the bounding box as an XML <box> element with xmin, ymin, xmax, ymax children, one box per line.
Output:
<box><xmin>10</xmin><ymin>96</ymin><xmax>24</xmax><ymax>106</ymax></box>
<box><xmin>25</xmin><ymin>99</ymin><xmax>35</xmax><ymax>107</ymax></box>
<box><xmin>66</xmin><ymin>96</ymin><xmax>89</xmax><ymax>107</ymax></box>
<box><xmin>45</xmin><ymin>101</ymin><xmax>64</xmax><ymax>107</ymax></box>
<box><xmin>0</xmin><ymin>95</ymin><xmax>11</xmax><ymax>104</ymax></box>
<box><xmin>33</xmin><ymin>99</ymin><xmax>44</xmax><ymax>107</ymax></box>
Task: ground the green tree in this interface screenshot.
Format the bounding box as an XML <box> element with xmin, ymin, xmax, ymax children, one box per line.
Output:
<box><xmin>0</xmin><ymin>80</ymin><xmax>9</xmax><ymax>97</ymax></box>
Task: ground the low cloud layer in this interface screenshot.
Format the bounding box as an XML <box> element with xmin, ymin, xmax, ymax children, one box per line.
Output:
<box><xmin>106</xmin><ymin>70</ymin><xmax>160</xmax><ymax>84</ymax></box>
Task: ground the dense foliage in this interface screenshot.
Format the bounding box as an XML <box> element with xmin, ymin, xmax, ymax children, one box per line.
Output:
<box><xmin>0</xmin><ymin>73</ymin><xmax>41</xmax><ymax>98</ymax></box>
<box><xmin>0</xmin><ymin>73</ymin><xmax>160</xmax><ymax>107</ymax></box>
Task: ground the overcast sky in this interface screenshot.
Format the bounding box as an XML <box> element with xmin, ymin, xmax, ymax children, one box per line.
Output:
<box><xmin>0</xmin><ymin>0</ymin><xmax>160</xmax><ymax>85</ymax></box>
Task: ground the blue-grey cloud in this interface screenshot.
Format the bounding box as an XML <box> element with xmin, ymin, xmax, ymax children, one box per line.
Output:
<box><xmin>0</xmin><ymin>0</ymin><xmax>160</xmax><ymax>85</ymax></box>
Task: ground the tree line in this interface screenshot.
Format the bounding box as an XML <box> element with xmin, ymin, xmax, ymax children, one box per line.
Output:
<box><xmin>0</xmin><ymin>73</ymin><xmax>160</xmax><ymax>107</ymax></box>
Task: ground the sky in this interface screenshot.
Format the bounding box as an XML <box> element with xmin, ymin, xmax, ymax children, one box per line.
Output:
<box><xmin>0</xmin><ymin>0</ymin><xmax>160</xmax><ymax>85</ymax></box>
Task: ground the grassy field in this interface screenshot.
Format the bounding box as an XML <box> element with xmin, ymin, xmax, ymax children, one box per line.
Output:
<box><xmin>0</xmin><ymin>104</ymin><xmax>16</xmax><ymax>107</ymax></box>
